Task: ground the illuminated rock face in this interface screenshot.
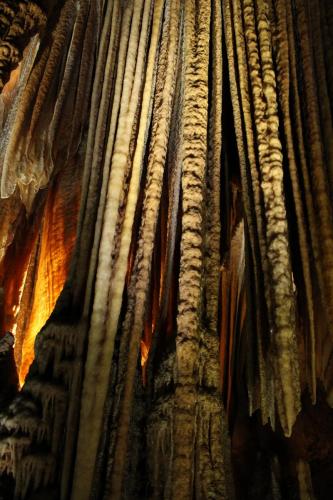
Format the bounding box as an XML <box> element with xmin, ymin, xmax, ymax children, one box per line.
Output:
<box><xmin>0</xmin><ymin>0</ymin><xmax>332</xmax><ymax>499</ymax></box>
<box><xmin>17</xmin><ymin>155</ymin><xmax>80</xmax><ymax>384</ymax></box>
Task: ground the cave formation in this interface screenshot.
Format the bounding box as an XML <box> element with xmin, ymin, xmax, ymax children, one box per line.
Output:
<box><xmin>0</xmin><ymin>0</ymin><xmax>332</xmax><ymax>498</ymax></box>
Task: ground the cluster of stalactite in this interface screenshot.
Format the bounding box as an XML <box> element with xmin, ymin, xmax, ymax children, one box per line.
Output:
<box><xmin>0</xmin><ymin>0</ymin><xmax>332</xmax><ymax>499</ymax></box>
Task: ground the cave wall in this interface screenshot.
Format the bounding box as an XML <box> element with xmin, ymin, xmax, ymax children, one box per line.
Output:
<box><xmin>0</xmin><ymin>0</ymin><xmax>332</xmax><ymax>499</ymax></box>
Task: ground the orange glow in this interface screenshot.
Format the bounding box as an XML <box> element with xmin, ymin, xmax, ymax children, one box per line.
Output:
<box><xmin>140</xmin><ymin>340</ymin><xmax>149</xmax><ymax>385</ymax></box>
<box><xmin>11</xmin><ymin>269</ymin><xmax>28</xmax><ymax>335</ymax></box>
<box><xmin>139</xmin><ymin>196</ymin><xmax>170</xmax><ymax>383</ymax></box>
<box><xmin>17</xmin><ymin>166</ymin><xmax>80</xmax><ymax>385</ymax></box>
<box><xmin>0</xmin><ymin>177</ymin><xmax>77</xmax><ymax>386</ymax></box>
<box><xmin>219</xmin><ymin>222</ymin><xmax>246</xmax><ymax>417</ymax></box>
<box><xmin>19</xmin><ymin>176</ymin><xmax>77</xmax><ymax>385</ymax></box>
<box><xmin>0</xmin><ymin>206</ymin><xmax>39</xmax><ymax>351</ymax></box>
<box><xmin>2</xmin><ymin>65</ymin><xmax>21</xmax><ymax>96</ymax></box>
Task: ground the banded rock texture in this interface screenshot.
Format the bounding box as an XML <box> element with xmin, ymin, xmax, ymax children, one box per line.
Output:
<box><xmin>0</xmin><ymin>0</ymin><xmax>331</xmax><ymax>499</ymax></box>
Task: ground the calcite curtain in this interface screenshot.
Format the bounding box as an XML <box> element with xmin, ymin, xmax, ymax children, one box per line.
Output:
<box><xmin>0</xmin><ymin>0</ymin><xmax>332</xmax><ymax>499</ymax></box>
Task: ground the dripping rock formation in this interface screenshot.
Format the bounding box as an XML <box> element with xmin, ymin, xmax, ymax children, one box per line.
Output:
<box><xmin>0</xmin><ymin>0</ymin><xmax>332</xmax><ymax>498</ymax></box>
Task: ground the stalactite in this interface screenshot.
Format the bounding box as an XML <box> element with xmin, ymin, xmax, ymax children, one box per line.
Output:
<box><xmin>224</xmin><ymin>0</ymin><xmax>277</xmax><ymax>427</ymax></box>
<box><xmin>293</xmin><ymin>0</ymin><xmax>333</xmax><ymax>332</ymax></box>
<box><xmin>204</xmin><ymin>0</ymin><xmax>222</xmax><ymax>331</ymax></box>
<box><xmin>172</xmin><ymin>1</ymin><xmax>211</xmax><ymax>497</ymax></box>
<box><xmin>281</xmin><ymin>0</ymin><xmax>333</xmax><ymax>404</ymax></box>
<box><xmin>71</xmin><ymin>0</ymin><xmax>118</xmax><ymax>307</ymax></box>
<box><xmin>297</xmin><ymin>460</ymin><xmax>316</xmax><ymax>500</ymax></box>
<box><xmin>108</xmin><ymin>0</ymin><xmax>181</xmax><ymax>495</ymax></box>
<box><xmin>306</xmin><ymin>0</ymin><xmax>333</xmax><ymax>198</ymax></box>
<box><xmin>72</xmin><ymin>1</ymin><xmax>156</xmax><ymax>497</ymax></box>
<box><xmin>284</xmin><ymin>0</ymin><xmax>327</xmax><ymax>396</ymax></box>
<box><xmin>25</xmin><ymin>0</ymin><xmax>77</xmax><ymax>146</ymax></box>
<box><xmin>0</xmin><ymin>14</ymin><xmax>93</xmax><ymax>490</ymax></box>
<box><xmin>223</xmin><ymin>0</ymin><xmax>303</xmax><ymax>435</ymax></box>
<box><xmin>1</xmin><ymin>413</ymin><xmax>49</xmax><ymax>443</ymax></box>
<box><xmin>46</xmin><ymin>0</ymin><xmax>91</xmax><ymax>160</ymax></box>
<box><xmin>0</xmin><ymin>436</ymin><xmax>31</xmax><ymax>476</ymax></box>
<box><xmin>150</xmin><ymin>29</ymin><xmax>182</xmax><ymax>338</ymax></box>
<box><xmin>0</xmin><ymin>0</ymin><xmax>93</xmax><ymax>210</ymax></box>
<box><xmin>104</xmin><ymin>0</ymin><xmax>164</xmax><ymax>390</ymax></box>
<box><xmin>16</xmin><ymin>453</ymin><xmax>56</xmax><ymax>500</ymax></box>
<box><xmin>273</xmin><ymin>0</ymin><xmax>316</xmax><ymax>401</ymax></box>
<box><xmin>244</xmin><ymin>0</ymin><xmax>300</xmax><ymax>435</ymax></box>
<box><xmin>320</xmin><ymin>0</ymin><xmax>333</xmax><ymax>119</ymax></box>
<box><xmin>87</xmin><ymin>0</ymin><xmax>169</xmax><ymax>483</ymax></box>
<box><xmin>230</xmin><ymin>0</ymin><xmax>271</xmax><ymax>308</ymax></box>
<box><xmin>59</xmin><ymin>2</ymin><xmax>114</xmax><ymax>496</ymax></box>
<box><xmin>0</xmin><ymin>34</ymin><xmax>39</xmax><ymax>187</ymax></box>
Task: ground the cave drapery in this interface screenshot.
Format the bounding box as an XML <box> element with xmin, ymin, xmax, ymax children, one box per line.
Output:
<box><xmin>0</xmin><ymin>0</ymin><xmax>332</xmax><ymax>498</ymax></box>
